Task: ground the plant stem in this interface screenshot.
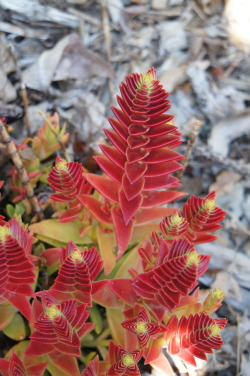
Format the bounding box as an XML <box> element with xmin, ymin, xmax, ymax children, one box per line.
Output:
<box><xmin>0</xmin><ymin>120</ymin><xmax>43</xmax><ymax>220</ymax></box>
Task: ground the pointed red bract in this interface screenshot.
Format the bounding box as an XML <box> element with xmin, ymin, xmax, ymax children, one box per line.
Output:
<box><xmin>132</xmin><ymin>239</ymin><xmax>210</xmax><ymax>319</ymax></box>
<box><xmin>183</xmin><ymin>191</ymin><xmax>226</xmax><ymax>243</ymax></box>
<box><xmin>48</xmin><ymin>156</ymin><xmax>92</xmax><ymax>222</ymax></box>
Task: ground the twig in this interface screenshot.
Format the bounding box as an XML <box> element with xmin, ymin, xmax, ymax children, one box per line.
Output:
<box><xmin>68</xmin><ymin>7</ymin><xmax>101</xmax><ymax>27</ymax></box>
<box><xmin>236</xmin><ymin>314</ymin><xmax>241</xmax><ymax>376</ymax></box>
<box><xmin>8</xmin><ymin>44</ymin><xmax>31</xmax><ymax>136</ymax></box>
<box><xmin>39</xmin><ymin>112</ymin><xmax>71</xmax><ymax>163</ymax></box>
<box><xmin>101</xmin><ymin>0</ymin><xmax>116</xmax><ymax>105</ymax></box>
<box><xmin>194</xmin><ymin>144</ymin><xmax>250</xmax><ymax>176</ymax></box>
<box><xmin>0</xmin><ymin>120</ymin><xmax>43</xmax><ymax>220</ymax></box>
<box><xmin>176</xmin><ymin>118</ymin><xmax>203</xmax><ymax>180</ymax></box>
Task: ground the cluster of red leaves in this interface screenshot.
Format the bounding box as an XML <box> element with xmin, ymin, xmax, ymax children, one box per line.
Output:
<box><xmin>0</xmin><ymin>353</ymin><xmax>47</xmax><ymax>376</ymax></box>
<box><xmin>0</xmin><ymin>218</ymin><xmax>37</xmax><ymax>320</ymax></box>
<box><xmin>48</xmin><ymin>155</ymin><xmax>92</xmax><ymax>224</ymax></box>
<box><xmin>165</xmin><ymin>313</ymin><xmax>227</xmax><ymax>365</ymax></box>
<box><xmin>48</xmin><ymin>68</ymin><xmax>186</xmax><ymax>256</ymax></box>
<box><xmin>0</xmin><ymin>69</ymin><xmax>227</xmax><ymax>376</ymax></box>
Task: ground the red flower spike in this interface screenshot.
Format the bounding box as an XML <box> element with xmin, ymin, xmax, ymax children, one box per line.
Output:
<box><xmin>0</xmin><ymin>353</ymin><xmax>47</xmax><ymax>376</ymax></box>
<box><xmin>165</xmin><ymin>313</ymin><xmax>227</xmax><ymax>366</ymax></box>
<box><xmin>0</xmin><ymin>219</ymin><xmax>36</xmax><ymax>319</ymax></box>
<box><xmin>160</xmin><ymin>212</ymin><xmax>189</xmax><ymax>238</ymax></box>
<box><xmin>49</xmin><ymin>241</ymin><xmax>103</xmax><ymax>305</ymax></box>
<box><xmin>122</xmin><ymin>307</ymin><xmax>162</xmax><ymax>347</ymax></box>
<box><xmin>84</xmin><ymin>68</ymin><xmax>184</xmax><ymax>230</ymax></box>
<box><xmin>183</xmin><ymin>191</ymin><xmax>226</xmax><ymax>243</ymax></box>
<box><xmin>7</xmin><ymin>218</ymin><xmax>34</xmax><ymax>255</ymax></box>
<box><xmin>48</xmin><ymin>156</ymin><xmax>92</xmax><ymax>222</ymax></box>
<box><xmin>107</xmin><ymin>341</ymin><xmax>142</xmax><ymax>376</ymax></box>
<box><xmin>26</xmin><ymin>292</ymin><xmax>94</xmax><ymax>357</ymax></box>
<box><xmin>132</xmin><ymin>239</ymin><xmax>210</xmax><ymax>318</ymax></box>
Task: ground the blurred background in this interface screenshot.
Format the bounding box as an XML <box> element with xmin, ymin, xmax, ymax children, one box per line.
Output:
<box><xmin>0</xmin><ymin>0</ymin><xmax>250</xmax><ymax>375</ymax></box>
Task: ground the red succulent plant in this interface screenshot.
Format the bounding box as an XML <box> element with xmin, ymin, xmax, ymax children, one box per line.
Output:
<box><xmin>107</xmin><ymin>341</ymin><xmax>142</xmax><ymax>376</ymax></box>
<box><xmin>26</xmin><ymin>291</ymin><xmax>95</xmax><ymax>357</ymax></box>
<box><xmin>0</xmin><ymin>218</ymin><xmax>36</xmax><ymax>320</ymax></box>
<box><xmin>132</xmin><ymin>238</ymin><xmax>210</xmax><ymax>320</ymax></box>
<box><xmin>122</xmin><ymin>306</ymin><xmax>163</xmax><ymax>347</ymax></box>
<box><xmin>79</xmin><ymin>68</ymin><xmax>186</xmax><ymax>255</ymax></box>
<box><xmin>48</xmin><ymin>241</ymin><xmax>103</xmax><ymax>305</ymax></box>
<box><xmin>165</xmin><ymin>312</ymin><xmax>227</xmax><ymax>366</ymax></box>
<box><xmin>48</xmin><ymin>156</ymin><xmax>92</xmax><ymax>223</ymax></box>
<box><xmin>0</xmin><ymin>68</ymin><xmax>228</xmax><ymax>376</ymax></box>
<box><xmin>0</xmin><ymin>353</ymin><xmax>47</xmax><ymax>376</ymax></box>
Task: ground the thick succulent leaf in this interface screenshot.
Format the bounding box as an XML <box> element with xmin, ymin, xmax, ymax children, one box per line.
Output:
<box><xmin>2</xmin><ymin>291</ymin><xmax>32</xmax><ymax>322</ymax></box>
<box><xmin>29</xmin><ymin>219</ymin><xmax>93</xmax><ymax>246</ymax></box>
<box><xmin>3</xmin><ymin>313</ymin><xmax>27</xmax><ymax>341</ymax></box>
<box><xmin>109</xmin><ymin>279</ymin><xmax>137</xmax><ymax>306</ymax></box>
<box><xmin>0</xmin><ymin>302</ymin><xmax>17</xmax><ymax>331</ymax></box>
<box><xmin>150</xmin><ymin>353</ymin><xmax>175</xmax><ymax>376</ymax></box>
<box><xmin>47</xmin><ymin>350</ymin><xmax>80</xmax><ymax>376</ymax></box>
<box><xmin>106</xmin><ymin>308</ymin><xmax>126</xmax><ymax>348</ymax></box>
<box><xmin>96</xmin><ymin>225</ymin><xmax>116</xmax><ymax>276</ymax></box>
<box><xmin>77</xmin><ymin>195</ymin><xmax>112</xmax><ymax>224</ymax></box>
<box><xmin>83</xmin><ymin>173</ymin><xmax>119</xmax><ymax>203</ymax></box>
<box><xmin>111</xmin><ymin>207</ymin><xmax>133</xmax><ymax>258</ymax></box>
<box><xmin>92</xmin><ymin>281</ymin><xmax>121</xmax><ymax>308</ymax></box>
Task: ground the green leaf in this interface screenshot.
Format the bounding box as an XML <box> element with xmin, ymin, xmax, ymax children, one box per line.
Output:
<box><xmin>115</xmin><ymin>242</ymin><xmax>145</xmax><ymax>279</ymax></box>
<box><xmin>131</xmin><ymin>222</ymin><xmax>160</xmax><ymax>243</ymax></box>
<box><xmin>3</xmin><ymin>313</ymin><xmax>28</xmax><ymax>341</ymax></box>
<box><xmin>89</xmin><ymin>306</ymin><xmax>103</xmax><ymax>335</ymax></box>
<box><xmin>47</xmin><ymin>352</ymin><xmax>80</xmax><ymax>376</ymax></box>
<box><xmin>6</xmin><ymin>204</ymin><xmax>15</xmax><ymax>218</ymax></box>
<box><xmin>5</xmin><ymin>341</ymin><xmax>30</xmax><ymax>361</ymax></box>
<box><xmin>96</xmin><ymin>225</ymin><xmax>116</xmax><ymax>276</ymax></box>
<box><xmin>0</xmin><ymin>302</ymin><xmax>17</xmax><ymax>330</ymax></box>
<box><xmin>15</xmin><ymin>202</ymin><xmax>25</xmax><ymax>216</ymax></box>
<box><xmin>29</xmin><ymin>219</ymin><xmax>94</xmax><ymax>246</ymax></box>
<box><xmin>106</xmin><ymin>307</ymin><xmax>125</xmax><ymax>348</ymax></box>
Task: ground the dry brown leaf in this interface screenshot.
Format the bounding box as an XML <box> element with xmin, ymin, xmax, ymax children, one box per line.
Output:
<box><xmin>23</xmin><ymin>33</ymin><xmax>114</xmax><ymax>91</ymax></box>
<box><xmin>160</xmin><ymin>65</ymin><xmax>187</xmax><ymax>93</ymax></box>
<box><xmin>210</xmin><ymin>171</ymin><xmax>242</xmax><ymax>197</ymax></box>
<box><xmin>208</xmin><ymin>112</ymin><xmax>250</xmax><ymax>158</ymax></box>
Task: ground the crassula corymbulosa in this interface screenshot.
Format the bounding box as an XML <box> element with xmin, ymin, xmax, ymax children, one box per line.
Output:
<box><xmin>0</xmin><ymin>68</ymin><xmax>227</xmax><ymax>376</ymax></box>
